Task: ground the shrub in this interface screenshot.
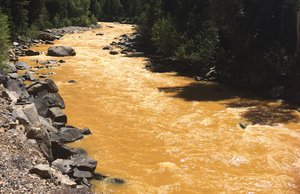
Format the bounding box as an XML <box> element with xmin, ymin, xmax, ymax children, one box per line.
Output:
<box><xmin>0</xmin><ymin>13</ymin><xmax>10</xmax><ymax>71</ymax></box>
<box><xmin>151</xmin><ymin>16</ymin><xmax>179</xmax><ymax>56</ymax></box>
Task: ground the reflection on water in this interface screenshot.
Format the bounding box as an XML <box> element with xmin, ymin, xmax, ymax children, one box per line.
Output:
<box><xmin>21</xmin><ymin>22</ymin><xmax>300</xmax><ymax>194</ymax></box>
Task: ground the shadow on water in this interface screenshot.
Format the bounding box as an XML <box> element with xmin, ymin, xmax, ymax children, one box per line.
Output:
<box><xmin>158</xmin><ymin>82</ymin><xmax>252</xmax><ymax>102</ymax></box>
<box><xmin>227</xmin><ymin>100</ymin><xmax>299</xmax><ymax>125</ymax></box>
<box><xmin>158</xmin><ymin>82</ymin><xmax>300</xmax><ymax>125</ymax></box>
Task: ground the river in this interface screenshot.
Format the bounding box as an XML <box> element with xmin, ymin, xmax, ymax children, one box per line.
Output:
<box><xmin>21</xmin><ymin>22</ymin><xmax>300</xmax><ymax>194</ymax></box>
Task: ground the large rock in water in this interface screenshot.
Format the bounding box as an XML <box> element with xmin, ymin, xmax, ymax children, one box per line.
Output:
<box><xmin>15</xmin><ymin>61</ymin><xmax>31</xmax><ymax>70</ymax></box>
<box><xmin>38</xmin><ymin>32</ymin><xmax>56</xmax><ymax>41</ymax></box>
<box><xmin>47</xmin><ymin>46</ymin><xmax>76</xmax><ymax>57</ymax></box>
<box><xmin>71</xmin><ymin>155</ymin><xmax>97</xmax><ymax>172</ymax></box>
<box><xmin>33</xmin><ymin>89</ymin><xmax>65</xmax><ymax>117</ymax></box>
<box><xmin>27</xmin><ymin>79</ymin><xmax>59</xmax><ymax>95</ymax></box>
<box><xmin>58</xmin><ymin>126</ymin><xmax>83</xmax><ymax>143</ymax></box>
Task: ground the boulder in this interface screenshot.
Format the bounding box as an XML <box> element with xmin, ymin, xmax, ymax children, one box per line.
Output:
<box><xmin>29</xmin><ymin>164</ymin><xmax>52</xmax><ymax>179</ymax></box>
<box><xmin>33</xmin><ymin>89</ymin><xmax>65</xmax><ymax>117</ymax></box>
<box><xmin>45</xmin><ymin>40</ymin><xmax>54</xmax><ymax>45</ymax></box>
<box><xmin>96</xmin><ymin>33</ymin><xmax>104</xmax><ymax>36</ymax></box>
<box><xmin>39</xmin><ymin>116</ymin><xmax>58</xmax><ymax>133</ymax></box>
<box><xmin>8</xmin><ymin>73</ymin><xmax>19</xmax><ymax>79</ymax></box>
<box><xmin>72</xmin><ymin>168</ymin><xmax>93</xmax><ymax>179</ymax></box>
<box><xmin>109</xmin><ymin>51</ymin><xmax>119</xmax><ymax>55</ymax></box>
<box><xmin>38</xmin><ymin>32</ymin><xmax>56</xmax><ymax>41</ymax></box>
<box><xmin>15</xmin><ymin>61</ymin><xmax>31</xmax><ymax>70</ymax></box>
<box><xmin>26</xmin><ymin>82</ymin><xmax>44</xmax><ymax>94</ymax></box>
<box><xmin>48</xmin><ymin>107</ymin><xmax>67</xmax><ymax>123</ymax></box>
<box><xmin>50</xmin><ymin>168</ymin><xmax>77</xmax><ymax>188</ymax></box>
<box><xmin>48</xmin><ymin>46</ymin><xmax>76</xmax><ymax>57</ymax></box>
<box><xmin>13</xmin><ymin>107</ymin><xmax>31</xmax><ymax>125</ymax></box>
<box><xmin>71</xmin><ymin>155</ymin><xmax>97</xmax><ymax>172</ymax></box>
<box><xmin>53</xmin><ymin>122</ymin><xmax>66</xmax><ymax>129</ymax></box>
<box><xmin>102</xmin><ymin>46</ymin><xmax>113</xmax><ymax>50</ymax></box>
<box><xmin>80</xmin><ymin>128</ymin><xmax>92</xmax><ymax>135</ymax></box>
<box><xmin>4</xmin><ymin>78</ymin><xmax>30</xmax><ymax>99</ymax></box>
<box><xmin>51</xmin><ymin>141</ymin><xmax>87</xmax><ymax>160</ymax></box>
<box><xmin>68</xmin><ymin>80</ymin><xmax>76</xmax><ymax>84</ymax></box>
<box><xmin>44</xmin><ymin>79</ymin><xmax>59</xmax><ymax>93</ymax></box>
<box><xmin>25</xmin><ymin>50</ymin><xmax>40</xmax><ymax>56</ymax></box>
<box><xmin>22</xmin><ymin>72</ymin><xmax>36</xmax><ymax>81</ymax></box>
<box><xmin>26</xmin><ymin>126</ymin><xmax>53</xmax><ymax>161</ymax></box>
<box><xmin>59</xmin><ymin>126</ymin><xmax>83</xmax><ymax>143</ymax></box>
<box><xmin>21</xmin><ymin>103</ymin><xmax>41</xmax><ymax>126</ymax></box>
<box><xmin>6</xmin><ymin>62</ymin><xmax>17</xmax><ymax>73</ymax></box>
<box><xmin>52</xmin><ymin>159</ymin><xmax>74</xmax><ymax>174</ymax></box>
<box><xmin>51</xmin><ymin>142</ymin><xmax>71</xmax><ymax>160</ymax></box>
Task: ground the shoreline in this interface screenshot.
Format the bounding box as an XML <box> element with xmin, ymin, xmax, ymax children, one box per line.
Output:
<box><xmin>0</xmin><ymin>24</ymin><xmax>125</xmax><ymax>193</ymax></box>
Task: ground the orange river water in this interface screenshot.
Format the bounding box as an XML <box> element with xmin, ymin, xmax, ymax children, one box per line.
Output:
<box><xmin>20</xmin><ymin>22</ymin><xmax>300</xmax><ymax>194</ymax></box>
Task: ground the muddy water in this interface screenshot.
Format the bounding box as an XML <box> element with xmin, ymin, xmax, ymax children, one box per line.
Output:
<box><xmin>21</xmin><ymin>22</ymin><xmax>300</xmax><ymax>194</ymax></box>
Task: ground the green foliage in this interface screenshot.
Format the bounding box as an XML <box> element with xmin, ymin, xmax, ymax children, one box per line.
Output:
<box><xmin>138</xmin><ymin>0</ymin><xmax>300</xmax><ymax>78</ymax></box>
<box><xmin>151</xmin><ymin>16</ymin><xmax>179</xmax><ymax>56</ymax></box>
<box><xmin>0</xmin><ymin>13</ymin><xmax>10</xmax><ymax>70</ymax></box>
<box><xmin>264</xmin><ymin>42</ymin><xmax>295</xmax><ymax>75</ymax></box>
<box><xmin>175</xmin><ymin>22</ymin><xmax>219</xmax><ymax>64</ymax></box>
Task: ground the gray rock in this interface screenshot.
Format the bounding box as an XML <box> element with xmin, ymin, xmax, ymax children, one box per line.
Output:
<box><xmin>22</xmin><ymin>72</ymin><xmax>36</xmax><ymax>81</ymax></box>
<box><xmin>71</xmin><ymin>155</ymin><xmax>97</xmax><ymax>172</ymax></box>
<box><xmin>4</xmin><ymin>78</ymin><xmax>30</xmax><ymax>99</ymax></box>
<box><xmin>52</xmin><ymin>159</ymin><xmax>74</xmax><ymax>174</ymax></box>
<box><xmin>72</xmin><ymin>168</ymin><xmax>93</xmax><ymax>179</ymax></box>
<box><xmin>68</xmin><ymin>80</ymin><xmax>76</xmax><ymax>84</ymax></box>
<box><xmin>8</xmin><ymin>73</ymin><xmax>19</xmax><ymax>79</ymax></box>
<box><xmin>6</xmin><ymin>62</ymin><xmax>17</xmax><ymax>73</ymax></box>
<box><xmin>59</xmin><ymin>126</ymin><xmax>83</xmax><ymax>143</ymax></box>
<box><xmin>45</xmin><ymin>40</ymin><xmax>54</xmax><ymax>45</ymax></box>
<box><xmin>15</xmin><ymin>61</ymin><xmax>31</xmax><ymax>70</ymax></box>
<box><xmin>44</xmin><ymin>79</ymin><xmax>59</xmax><ymax>93</ymax></box>
<box><xmin>25</xmin><ymin>50</ymin><xmax>40</xmax><ymax>56</ymax></box>
<box><xmin>48</xmin><ymin>107</ymin><xmax>67</xmax><ymax>123</ymax></box>
<box><xmin>26</xmin><ymin>126</ymin><xmax>53</xmax><ymax>161</ymax></box>
<box><xmin>39</xmin><ymin>116</ymin><xmax>58</xmax><ymax>133</ymax></box>
<box><xmin>50</xmin><ymin>168</ymin><xmax>77</xmax><ymax>188</ymax></box>
<box><xmin>29</xmin><ymin>164</ymin><xmax>52</xmax><ymax>179</ymax></box>
<box><xmin>109</xmin><ymin>50</ymin><xmax>119</xmax><ymax>55</ymax></box>
<box><xmin>33</xmin><ymin>90</ymin><xmax>65</xmax><ymax>117</ymax></box>
<box><xmin>102</xmin><ymin>46</ymin><xmax>113</xmax><ymax>50</ymax></box>
<box><xmin>51</xmin><ymin>141</ymin><xmax>87</xmax><ymax>160</ymax></box>
<box><xmin>38</xmin><ymin>32</ymin><xmax>56</xmax><ymax>41</ymax></box>
<box><xmin>47</xmin><ymin>46</ymin><xmax>76</xmax><ymax>57</ymax></box>
<box><xmin>53</xmin><ymin>122</ymin><xmax>66</xmax><ymax>129</ymax></box>
<box><xmin>80</xmin><ymin>128</ymin><xmax>92</xmax><ymax>135</ymax></box>
<box><xmin>21</xmin><ymin>103</ymin><xmax>41</xmax><ymax>126</ymax></box>
<box><xmin>26</xmin><ymin>82</ymin><xmax>44</xmax><ymax>95</ymax></box>
<box><xmin>13</xmin><ymin>107</ymin><xmax>30</xmax><ymax>125</ymax></box>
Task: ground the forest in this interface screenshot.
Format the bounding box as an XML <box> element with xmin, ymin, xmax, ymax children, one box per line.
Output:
<box><xmin>0</xmin><ymin>0</ymin><xmax>300</xmax><ymax>85</ymax></box>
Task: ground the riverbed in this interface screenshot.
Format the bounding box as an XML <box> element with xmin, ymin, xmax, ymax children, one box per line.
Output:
<box><xmin>21</xmin><ymin>22</ymin><xmax>300</xmax><ymax>194</ymax></box>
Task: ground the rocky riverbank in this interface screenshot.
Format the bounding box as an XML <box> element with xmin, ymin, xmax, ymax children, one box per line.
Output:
<box><xmin>0</xmin><ymin>25</ymin><xmax>126</xmax><ymax>193</ymax></box>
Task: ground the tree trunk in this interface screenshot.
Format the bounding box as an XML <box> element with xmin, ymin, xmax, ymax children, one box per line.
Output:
<box><xmin>297</xmin><ymin>7</ymin><xmax>300</xmax><ymax>57</ymax></box>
